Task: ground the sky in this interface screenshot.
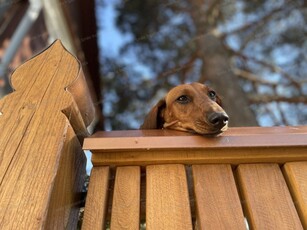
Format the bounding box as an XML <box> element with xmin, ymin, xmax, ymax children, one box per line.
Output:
<box><xmin>97</xmin><ymin>1</ymin><xmax>153</xmax><ymax>78</ymax></box>
<box><xmin>96</xmin><ymin>1</ymin><xmax>128</xmax><ymax>57</ymax></box>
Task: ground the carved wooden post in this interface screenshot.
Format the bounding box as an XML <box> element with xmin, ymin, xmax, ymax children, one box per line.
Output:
<box><xmin>0</xmin><ymin>40</ymin><xmax>94</xmax><ymax>229</ymax></box>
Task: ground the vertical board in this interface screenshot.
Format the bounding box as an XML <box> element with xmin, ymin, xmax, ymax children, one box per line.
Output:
<box><xmin>192</xmin><ymin>164</ymin><xmax>246</xmax><ymax>230</ymax></box>
<box><xmin>82</xmin><ymin>167</ymin><xmax>110</xmax><ymax>230</ymax></box>
<box><xmin>283</xmin><ymin>162</ymin><xmax>307</xmax><ymax>229</ymax></box>
<box><xmin>237</xmin><ymin>164</ymin><xmax>303</xmax><ymax>230</ymax></box>
<box><xmin>111</xmin><ymin>166</ymin><xmax>140</xmax><ymax>229</ymax></box>
<box><xmin>45</xmin><ymin>126</ymin><xmax>86</xmax><ymax>229</ymax></box>
<box><xmin>146</xmin><ymin>164</ymin><xmax>192</xmax><ymax>230</ymax></box>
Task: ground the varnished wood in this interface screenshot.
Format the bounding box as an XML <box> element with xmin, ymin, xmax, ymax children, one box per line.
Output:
<box><xmin>90</xmin><ymin>146</ymin><xmax>307</xmax><ymax>166</ymax></box>
<box><xmin>237</xmin><ymin>164</ymin><xmax>303</xmax><ymax>230</ymax></box>
<box><xmin>192</xmin><ymin>165</ymin><xmax>245</xmax><ymax>229</ymax></box>
<box><xmin>110</xmin><ymin>167</ymin><xmax>140</xmax><ymax>230</ymax></box>
<box><xmin>0</xmin><ymin>40</ymin><xmax>94</xmax><ymax>229</ymax></box>
<box><xmin>89</xmin><ymin>126</ymin><xmax>307</xmax><ymax>138</ymax></box>
<box><xmin>84</xmin><ymin>126</ymin><xmax>307</xmax><ymax>151</ymax></box>
<box><xmin>146</xmin><ymin>164</ymin><xmax>192</xmax><ymax>230</ymax></box>
<box><xmin>45</xmin><ymin>126</ymin><xmax>86</xmax><ymax>229</ymax></box>
<box><xmin>283</xmin><ymin>162</ymin><xmax>307</xmax><ymax>229</ymax></box>
<box><xmin>84</xmin><ymin>127</ymin><xmax>307</xmax><ymax>166</ymax></box>
<box><xmin>82</xmin><ymin>167</ymin><xmax>110</xmax><ymax>230</ymax></box>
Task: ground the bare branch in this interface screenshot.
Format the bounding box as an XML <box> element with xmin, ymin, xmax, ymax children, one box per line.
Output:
<box><xmin>221</xmin><ymin>2</ymin><xmax>295</xmax><ymax>38</ymax></box>
<box><xmin>276</xmin><ymin>103</ymin><xmax>289</xmax><ymax>125</ymax></box>
<box><xmin>156</xmin><ymin>52</ymin><xmax>198</xmax><ymax>80</ymax></box>
<box><xmin>233</xmin><ymin>68</ymin><xmax>278</xmax><ymax>86</ymax></box>
<box><xmin>228</xmin><ymin>48</ymin><xmax>302</xmax><ymax>91</ymax></box>
<box><xmin>249</xmin><ymin>94</ymin><xmax>307</xmax><ymax>104</ymax></box>
<box><xmin>262</xmin><ymin>105</ymin><xmax>282</xmax><ymax>125</ymax></box>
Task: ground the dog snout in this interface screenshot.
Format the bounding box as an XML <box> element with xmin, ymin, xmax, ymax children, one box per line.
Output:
<box><xmin>208</xmin><ymin>112</ymin><xmax>229</xmax><ymax>129</ymax></box>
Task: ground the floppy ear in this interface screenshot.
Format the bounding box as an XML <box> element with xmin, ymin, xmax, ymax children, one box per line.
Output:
<box><xmin>140</xmin><ymin>99</ymin><xmax>166</xmax><ymax>129</ymax></box>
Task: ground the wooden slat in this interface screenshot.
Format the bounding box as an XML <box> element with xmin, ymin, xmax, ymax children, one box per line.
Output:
<box><xmin>192</xmin><ymin>164</ymin><xmax>246</xmax><ymax>229</ymax></box>
<box><xmin>82</xmin><ymin>167</ymin><xmax>110</xmax><ymax>230</ymax></box>
<box><xmin>110</xmin><ymin>166</ymin><xmax>140</xmax><ymax>230</ymax></box>
<box><xmin>283</xmin><ymin>162</ymin><xmax>307</xmax><ymax>229</ymax></box>
<box><xmin>84</xmin><ymin>127</ymin><xmax>307</xmax><ymax>151</ymax></box>
<box><xmin>146</xmin><ymin>164</ymin><xmax>192</xmax><ymax>229</ymax></box>
<box><xmin>237</xmin><ymin>164</ymin><xmax>303</xmax><ymax>230</ymax></box>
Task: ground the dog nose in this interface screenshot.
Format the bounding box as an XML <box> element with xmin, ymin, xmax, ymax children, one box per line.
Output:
<box><xmin>208</xmin><ymin>112</ymin><xmax>229</xmax><ymax>128</ymax></box>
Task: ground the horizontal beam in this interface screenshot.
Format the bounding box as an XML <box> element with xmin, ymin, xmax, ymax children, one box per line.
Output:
<box><xmin>90</xmin><ymin>146</ymin><xmax>307</xmax><ymax>166</ymax></box>
<box><xmin>83</xmin><ymin>126</ymin><xmax>307</xmax><ymax>166</ymax></box>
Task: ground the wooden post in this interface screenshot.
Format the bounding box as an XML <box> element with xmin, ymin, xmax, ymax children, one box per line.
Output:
<box><xmin>0</xmin><ymin>40</ymin><xmax>94</xmax><ymax>229</ymax></box>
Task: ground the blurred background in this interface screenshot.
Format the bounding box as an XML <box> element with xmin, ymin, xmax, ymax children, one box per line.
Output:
<box><xmin>1</xmin><ymin>0</ymin><xmax>306</xmax><ymax>131</ymax></box>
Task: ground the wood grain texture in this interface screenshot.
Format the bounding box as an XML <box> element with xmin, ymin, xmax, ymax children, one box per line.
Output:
<box><xmin>84</xmin><ymin>126</ymin><xmax>307</xmax><ymax>150</ymax></box>
<box><xmin>85</xmin><ymin>127</ymin><xmax>307</xmax><ymax>166</ymax></box>
<box><xmin>0</xmin><ymin>40</ymin><xmax>93</xmax><ymax>229</ymax></box>
<box><xmin>45</xmin><ymin>126</ymin><xmax>86</xmax><ymax>229</ymax></box>
<box><xmin>237</xmin><ymin>164</ymin><xmax>303</xmax><ymax>230</ymax></box>
<box><xmin>192</xmin><ymin>165</ymin><xmax>245</xmax><ymax>230</ymax></box>
<box><xmin>146</xmin><ymin>164</ymin><xmax>192</xmax><ymax>230</ymax></box>
<box><xmin>91</xmin><ymin>146</ymin><xmax>307</xmax><ymax>166</ymax></box>
<box><xmin>283</xmin><ymin>162</ymin><xmax>307</xmax><ymax>229</ymax></box>
<box><xmin>111</xmin><ymin>167</ymin><xmax>140</xmax><ymax>230</ymax></box>
<box><xmin>82</xmin><ymin>167</ymin><xmax>110</xmax><ymax>230</ymax></box>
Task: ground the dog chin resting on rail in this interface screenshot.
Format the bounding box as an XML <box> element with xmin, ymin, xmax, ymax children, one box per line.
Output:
<box><xmin>140</xmin><ymin>82</ymin><xmax>229</xmax><ymax>136</ymax></box>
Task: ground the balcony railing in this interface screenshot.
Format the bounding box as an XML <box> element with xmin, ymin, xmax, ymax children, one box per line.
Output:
<box><xmin>0</xmin><ymin>40</ymin><xmax>306</xmax><ymax>230</ymax></box>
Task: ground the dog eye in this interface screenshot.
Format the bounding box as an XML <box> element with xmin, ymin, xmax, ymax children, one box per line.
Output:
<box><xmin>208</xmin><ymin>90</ymin><xmax>216</xmax><ymax>100</ymax></box>
<box><xmin>176</xmin><ymin>95</ymin><xmax>190</xmax><ymax>104</ymax></box>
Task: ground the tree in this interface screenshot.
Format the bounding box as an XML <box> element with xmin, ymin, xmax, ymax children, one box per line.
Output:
<box><xmin>98</xmin><ymin>0</ymin><xmax>307</xmax><ymax>129</ymax></box>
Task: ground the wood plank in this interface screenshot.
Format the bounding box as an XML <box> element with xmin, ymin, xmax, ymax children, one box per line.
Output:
<box><xmin>283</xmin><ymin>162</ymin><xmax>307</xmax><ymax>229</ymax></box>
<box><xmin>89</xmin><ymin>126</ymin><xmax>307</xmax><ymax>139</ymax></box>
<box><xmin>237</xmin><ymin>164</ymin><xmax>303</xmax><ymax>230</ymax></box>
<box><xmin>0</xmin><ymin>40</ymin><xmax>93</xmax><ymax>229</ymax></box>
<box><xmin>146</xmin><ymin>164</ymin><xmax>192</xmax><ymax>230</ymax></box>
<box><xmin>84</xmin><ymin>126</ymin><xmax>307</xmax><ymax>151</ymax></box>
<box><xmin>91</xmin><ymin>146</ymin><xmax>307</xmax><ymax>166</ymax></box>
<box><xmin>84</xmin><ymin>128</ymin><xmax>307</xmax><ymax>166</ymax></box>
<box><xmin>45</xmin><ymin>126</ymin><xmax>86</xmax><ymax>229</ymax></box>
<box><xmin>82</xmin><ymin>167</ymin><xmax>110</xmax><ymax>230</ymax></box>
<box><xmin>110</xmin><ymin>167</ymin><xmax>140</xmax><ymax>230</ymax></box>
<box><xmin>192</xmin><ymin>164</ymin><xmax>245</xmax><ymax>229</ymax></box>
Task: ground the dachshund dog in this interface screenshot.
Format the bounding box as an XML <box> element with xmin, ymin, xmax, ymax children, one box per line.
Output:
<box><xmin>141</xmin><ymin>82</ymin><xmax>229</xmax><ymax>135</ymax></box>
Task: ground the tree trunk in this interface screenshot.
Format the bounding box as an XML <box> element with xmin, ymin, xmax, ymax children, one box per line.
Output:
<box><xmin>199</xmin><ymin>34</ymin><xmax>258</xmax><ymax>126</ymax></box>
<box><xmin>189</xmin><ymin>0</ymin><xmax>258</xmax><ymax>126</ymax></box>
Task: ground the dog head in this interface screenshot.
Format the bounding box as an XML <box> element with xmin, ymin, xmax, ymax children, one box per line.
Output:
<box><xmin>141</xmin><ymin>82</ymin><xmax>229</xmax><ymax>135</ymax></box>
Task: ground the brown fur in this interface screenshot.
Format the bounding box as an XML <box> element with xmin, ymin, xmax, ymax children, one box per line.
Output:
<box><xmin>141</xmin><ymin>82</ymin><xmax>229</xmax><ymax>135</ymax></box>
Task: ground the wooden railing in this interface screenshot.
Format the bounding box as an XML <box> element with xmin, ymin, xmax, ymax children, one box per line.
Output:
<box><xmin>82</xmin><ymin>128</ymin><xmax>307</xmax><ymax>230</ymax></box>
<box><xmin>1</xmin><ymin>40</ymin><xmax>306</xmax><ymax>230</ymax></box>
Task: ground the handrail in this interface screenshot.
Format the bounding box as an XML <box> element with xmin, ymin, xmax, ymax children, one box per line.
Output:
<box><xmin>83</xmin><ymin>126</ymin><xmax>307</xmax><ymax>166</ymax></box>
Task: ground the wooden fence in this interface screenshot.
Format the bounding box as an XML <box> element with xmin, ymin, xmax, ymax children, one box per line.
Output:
<box><xmin>0</xmin><ymin>40</ymin><xmax>306</xmax><ymax>229</ymax></box>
